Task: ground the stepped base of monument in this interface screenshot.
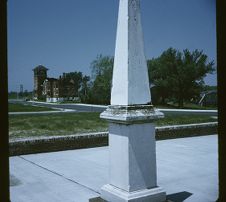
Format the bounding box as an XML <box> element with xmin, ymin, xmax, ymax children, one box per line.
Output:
<box><xmin>100</xmin><ymin>184</ymin><xmax>166</xmax><ymax>202</ymax></box>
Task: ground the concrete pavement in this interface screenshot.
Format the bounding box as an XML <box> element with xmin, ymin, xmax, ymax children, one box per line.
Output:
<box><xmin>10</xmin><ymin>135</ymin><xmax>218</xmax><ymax>202</ymax></box>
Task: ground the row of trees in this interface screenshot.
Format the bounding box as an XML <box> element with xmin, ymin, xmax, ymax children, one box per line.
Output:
<box><xmin>84</xmin><ymin>48</ymin><xmax>215</xmax><ymax>107</ymax></box>
<box><xmin>148</xmin><ymin>48</ymin><xmax>215</xmax><ymax>107</ymax></box>
<box><xmin>59</xmin><ymin>71</ymin><xmax>90</xmax><ymax>98</ymax></box>
<box><xmin>87</xmin><ymin>55</ymin><xmax>113</xmax><ymax>104</ymax></box>
<box><xmin>10</xmin><ymin>48</ymin><xmax>215</xmax><ymax>107</ymax></box>
<box><xmin>8</xmin><ymin>90</ymin><xmax>33</xmax><ymax>99</ymax></box>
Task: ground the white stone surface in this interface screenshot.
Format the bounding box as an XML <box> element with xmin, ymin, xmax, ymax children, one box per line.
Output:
<box><xmin>111</xmin><ymin>0</ymin><xmax>151</xmax><ymax>105</ymax></box>
<box><xmin>100</xmin><ymin>105</ymin><xmax>164</xmax><ymax>123</ymax></box>
<box><xmin>100</xmin><ymin>122</ymin><xmax>167</xmax><ymax>202</ymax></box>
<box><xmin>108</xmin><ymin>123</ymin><xmax>157</xmax><ymax>192</ymax></box>
<box><xmin>101</xmin><ymin>184</ymin><xmax>166</xmax><ymax>202</ymax></box>
<box><xmin>101</xmin><ymin>0</ymin><xmax>166</xmax><ymax>201</ymax></box>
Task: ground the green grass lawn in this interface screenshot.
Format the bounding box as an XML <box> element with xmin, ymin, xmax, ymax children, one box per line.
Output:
<box><xmin>9</xmin><ymin>112</ymin><xmax>217</xmax><ymax>139</ymax></box>
<box><xmin>9</xmin><ymin>103</ymin><xmax>56</xmax><ymax>112</ymax></box>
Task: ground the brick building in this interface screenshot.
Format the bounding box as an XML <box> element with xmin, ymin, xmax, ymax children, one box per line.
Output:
<box><xmin>33</xmin><ymin>65</ymin><xmax>48</xmax><ymax>100</ymax></box>
<box><xmin>33</xmin><ymin>65</ymin><xmax>77</xmax><ymax>102</ymax></box>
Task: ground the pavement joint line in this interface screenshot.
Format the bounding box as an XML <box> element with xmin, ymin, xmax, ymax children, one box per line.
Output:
<box><xmin>18</xmin><ymin>156</ymin><xmax>100</xmax><ymax>195</ymax></box>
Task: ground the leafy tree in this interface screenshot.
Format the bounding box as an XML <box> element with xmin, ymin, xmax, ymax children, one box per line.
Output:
<box><xmin>89</xmin><ymin>55</ymin><xmax>114</xmax><ymax>104</ymax></box>
<box><xmin>148</xmin><ymin>48</ymin><xmax>215</xmax><ymax>107</ymax></box>
<box><xmin>148</xmin><ymin>58</ymin><xmax>172</xmax><ymax>104</ymax></box>
<box><xmin>79</xmin><ymin>75</ymin><xmax>91</xmax><ymax>102</ymax></box>
<box><xmin>61</xmin><ymin>71</ymin><xmax>83</xmax><ymax>96</ymax></box>
<box><xmin>23</xmin><ymin>90</ymin><xmax>33</xmax><ymax>99</ymax></box>
<box><xmin>202</xmin><ymin>85</ymin><xmax>217</xmax><ymax>92</ymax></box>
<box><xmin>8</xmin><ymin>91</ymin><xmax>18</xmax><ymax>99</ymax></box>
<box><xmin>80</xmin><ymin>75</ymin><xmax>90</xmax><ymax>96</ymax></box>
<box><xmin>59</xmin><ymin>71</ymin><xmax>91</xmax><ymax>100</ymax></box>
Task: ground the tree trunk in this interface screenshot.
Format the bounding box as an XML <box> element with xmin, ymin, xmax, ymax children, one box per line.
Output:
<box><xmin>161</xmin><ymin>97</ymin><xmax>165</xmax><ymax>105</ymax></box>
<box><xmin>178</xmin><ymin>98</ymin><xmax>184</xmax><ymax>108</ymax></box>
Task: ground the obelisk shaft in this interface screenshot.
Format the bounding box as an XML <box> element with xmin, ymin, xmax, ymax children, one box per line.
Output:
<box><xmin>111</xmin><ymin>0</ymin><xmax>151</xmax><ymax>105</ymax></box>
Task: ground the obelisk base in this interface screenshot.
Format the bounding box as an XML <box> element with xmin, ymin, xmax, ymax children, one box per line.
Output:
<box><xmin>101</xmin><ymin>184</ymin><xmax>166</xmax><ymax>202</ymax></box>
<box><xmin>100</xmin><ymin>105</ymin><xmax>166</xmax><ymax>202</ymax></box>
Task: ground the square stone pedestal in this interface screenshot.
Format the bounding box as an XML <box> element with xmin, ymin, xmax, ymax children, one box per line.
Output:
<box><xmin>100</xmin><ymin>105</ymin><xmax>166</xmax><ymax>202</ymax></box>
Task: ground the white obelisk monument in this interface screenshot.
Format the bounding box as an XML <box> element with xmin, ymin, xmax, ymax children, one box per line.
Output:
<box><xmin>100</xmin><ymin>0</ymin><xmax>166</xmax><ymax>201</ymax></box>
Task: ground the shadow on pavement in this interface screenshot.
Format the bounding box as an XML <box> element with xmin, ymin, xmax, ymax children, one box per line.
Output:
<box><xmin>167</xmin><ymin>191</ymin><xmax>193</xmax><ymax>202</ymax></box>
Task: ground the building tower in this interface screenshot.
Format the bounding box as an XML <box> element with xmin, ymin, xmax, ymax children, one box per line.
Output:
<box><xmin>33</xmin><ymin>65</ymin><xmax>48</xmax><ymax>100</ymax></box>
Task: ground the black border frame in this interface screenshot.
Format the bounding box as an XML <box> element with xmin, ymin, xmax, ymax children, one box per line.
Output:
<box><xmin>1</xmin><ymin>0</ymin><xmax>225</xmax><ymax>201</ymax></box>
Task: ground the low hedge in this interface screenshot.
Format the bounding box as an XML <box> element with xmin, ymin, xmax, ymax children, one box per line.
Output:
<box><xmin>9</xmin><ymin>122</ymin><xmax>217</xmax><ymax>156</ymax></box>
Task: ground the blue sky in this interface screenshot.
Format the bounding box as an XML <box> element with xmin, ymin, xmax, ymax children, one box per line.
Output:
<box><xmin>7</xmin><ymin>0</ymin><xmax>216</xmax><ymax>92</ymax></box>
